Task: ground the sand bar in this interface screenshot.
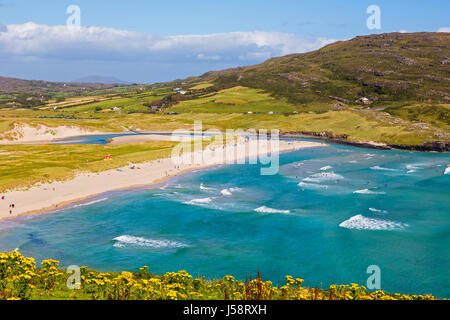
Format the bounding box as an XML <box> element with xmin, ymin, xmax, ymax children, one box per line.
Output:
<box><xmin>108</xmin><ymin>134</ymin><xmax>193</xmax><ymax>144</ymax></box>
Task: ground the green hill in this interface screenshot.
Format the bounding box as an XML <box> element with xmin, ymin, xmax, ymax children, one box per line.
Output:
<box><xmin>203</xmin><ymin>32</ymin><xmax>450</xmax><ymax>108</ymax></box>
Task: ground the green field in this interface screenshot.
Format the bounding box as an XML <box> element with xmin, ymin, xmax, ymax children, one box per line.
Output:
<box><xmin>0</xmin><ymin>141</ymin><xmax>178</xmax><ymax>192</ymax></box>
<box><xmin>170</xmin><ymin>86</ymin><xmax>299</xmax><ymax>114</ymax></box>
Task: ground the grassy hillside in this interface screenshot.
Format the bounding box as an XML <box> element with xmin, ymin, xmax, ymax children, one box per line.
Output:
<box><xmin>204</xmin><ymin>32</ymin><xmax>450</xmax><ymax>107</ymax></box>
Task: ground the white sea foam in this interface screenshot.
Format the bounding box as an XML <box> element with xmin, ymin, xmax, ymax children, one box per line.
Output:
<box><xmin>254</xmin><ymin>206</ymin><xmax>290</xmax><ymax>214</ymax></box>
<box><xmin>303</xmin><ymin>172</ymin><xmax>344</xmax><ymax>183</ymax></box>
<box><xmin>405</xmin><ymin>164</ymin><xmax>421</xmax><ymax>173</ymax></box>
<box><xmin>184</xmin><ymin>197</ymin><xmax>214</xmax><ymax>205</ymax></box>
<box><xmin>113</xmin><ymin>235</ymin><xmax>187</xmax><ymax>248</ymax></box>
<box><xmin>220</xmin><ymin>187</ymin><xmax>242</xmax><ymax>196</ymax></box>
<box><xmin>339</xmin><ymin>214</ymin><xmax>408</xmax><ymax>231</ymax></box>
<box><xmin>73</xmin><ymin>198</ymin><xmax>108</xmax><ymax>208</ymax></box>
<box><xmin>370</xmin><ymin>166</ymin><xmax>398</xmax><ymax>172</ymax></box>
<box><xmin>369</xmin><ymin>207</ymin><xmax>388</xmax><ymax>214</ymax></box>
<box><xmin>353</xmin><ymin>189</ymin><xmax>386</xmax><ymax>195</ymax></box>
<box><xmin>320</xmin><ymin>165</ymin><xmax>333</xmax><ymax>171</ymax></box>
<box><xmin>220</xmin><ymin>189</ymin><xmax>232</xmax><ymax>196</ymax></box>
<box><xmin>298</xmin><ymin>182</ymin><xmax>328</xmax><ymax>189</ymax></box>
<box><xmin>200</xmin><ymin>183</ymin><xmax>215</xmax><ymax>190</ymax></box>
<box><xmin>445</xmin><ymin>167</ymin><xmax>450</xmax><ymax>175</ymax></box>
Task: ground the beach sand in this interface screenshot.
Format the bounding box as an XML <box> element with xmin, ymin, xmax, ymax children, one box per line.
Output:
<box><xmin>0</xmin><ymin>139</ymin><xmax>326</xmax><ymax>221</ymax></box>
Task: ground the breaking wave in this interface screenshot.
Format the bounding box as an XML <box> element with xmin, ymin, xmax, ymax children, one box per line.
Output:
<box><xmin>303</xmin><ymin>172</ymin><xmax>344</xmax><ymax>183</ymax></box>
<box><xmin>320</xmin><ymin>165</ymin><xmax>333</xmax><ymax>171</ymax></box>
<box><xmin>200</xmin><ymin>183</ymin><xmax>215</xmax><ymax>190</ymax></box>
<box><xmin>445</xmin><ymin>167</ymin><xmax>450</xmax><ymax>175</ymax></box>
<box><xmin>183</xmin><ymin>197</ymin><xmax>214</xmax><ymax>205</ymax></box>
<box><xmin>73</xmin><ymin>198</ymin><xmax>108</xmax><ymax>208</ymax></box>
<box><xmin>298</xmin><ymin>182</ymin><xmax>328</xmax><ymax>189</ymax></box>
<box><xmin>339</xmin><ymin>215</ymin><xmax>408</xmax><ymax>231</ymax></box>
<box><xmin>406</xmin><ymin>164</ymin><xmax>418</xmax><ymax>173</ymax></box>
<box><xmin>353</xmin><ymin>189</ymin><xmax>386</xmax><ymax>195</ymax></box>
<box><xmin>370</xmin><ymin>166</ymin><xmax>398</xmax><ymax>172</ymax></box>
<box><xmin>113</xmin><ymin>235</ymin><xmax>187</xmax><ymax>248</ymax></box>
<box><xmin>220</xmin><ymin>189</ymin><xmax>232</xmax><ymax>196</ymax></box>
<box><xmin>220</xmin><ymin>187</ymin><xmax>241</xmax><ymax>196</ymax></box>
<box><xmin>369</xmin><ymin>207</ymin><xmax>388</xmax><ymax>214</ymax></box>
<box><xmin>254</xmin><ymin>206</ymin><xmax>290</xmax><ymax>214</ymax></box>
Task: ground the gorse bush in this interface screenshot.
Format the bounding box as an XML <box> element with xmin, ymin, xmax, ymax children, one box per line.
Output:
<box><xmin>0</xmin><ymin>251</ymin><xmax>439</xmax><ymax>300</ymax></box>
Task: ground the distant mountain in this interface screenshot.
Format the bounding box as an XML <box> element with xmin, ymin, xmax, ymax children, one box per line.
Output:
<box><xmin>203</xmin><ymin>32</ymin><xmax>450</xmax><ymax>106</ymax></box>
<box><xmin>0</xmin><ymin>75</ymin><xmax>126</xmax><ymax>108</ymax></box>
<box><xmin>73</xmin><ymin>75</ymin><xmax>128</xmax><ymax>84</ymax></box>
<box><xmin>0</xmin><ymin>76</ymin><xmax>118</xmax><ymax>93</ymax></box>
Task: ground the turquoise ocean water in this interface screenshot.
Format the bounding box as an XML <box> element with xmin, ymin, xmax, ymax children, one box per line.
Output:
<box><xmin>0</xmin><ymin>142</ymin><xmax>449</xmax><ymax>297</ymax></box>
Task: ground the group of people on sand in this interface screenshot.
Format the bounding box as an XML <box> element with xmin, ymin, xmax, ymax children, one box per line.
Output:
<box><xmin>1</xmin><ymin>196</ymin><xmax>16</xmax><ymax>215</ymax></box>
<box><xmin>9</xmin><ymin>203</ymin><xmax>15</xmax><ymax>215</ymax></box>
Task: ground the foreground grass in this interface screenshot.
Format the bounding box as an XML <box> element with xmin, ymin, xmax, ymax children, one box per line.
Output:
<box><xmin>0</xmin><ymin>251</ymin><xmax>439</xmax><ymax>300</ymax></box>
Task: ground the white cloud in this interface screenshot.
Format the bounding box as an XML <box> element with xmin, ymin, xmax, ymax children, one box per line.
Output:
<box><xmin>197</xmin><ymin>53</ymin><xmax>221</xmax><ymax>61</ymax></box>
<box><xmin>0</xmin><ymin>22</ymin><xmax>337</xmax><ymax>63</ymax></box>
<box><xmin>437</xmin><ymin>27</ymin><xmax>450</xmax><ymax>32</ymax></box>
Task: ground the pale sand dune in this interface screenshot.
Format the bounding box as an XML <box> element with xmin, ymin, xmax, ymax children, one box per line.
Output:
<box><xmin>0</xmin><ymin>140</ymin><xmax>326</xmax><ymax>221</ymax></box>
<box><xmin>0</xmin><ymin>124</ymin><xmax>103</xmax><ymax>144</ymax></box>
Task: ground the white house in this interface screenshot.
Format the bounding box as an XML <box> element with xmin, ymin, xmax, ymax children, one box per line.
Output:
<box><xmin>358</xmin><ymin>97</ymin><xmax>371</xmax><ymax>104</ymax></box>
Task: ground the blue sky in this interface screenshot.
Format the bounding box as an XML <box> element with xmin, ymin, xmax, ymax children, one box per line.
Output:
<box><xmin>0</xmin><ymin>0</ymin><xmax>448</xmax><ymax>83</ymax></box>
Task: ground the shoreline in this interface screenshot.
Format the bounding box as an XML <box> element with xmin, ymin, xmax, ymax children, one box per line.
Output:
<box><xmin>280</xmin><ymin>132</ymin><xmax>450</xmax><ymax>152</ymax></box>
<box><xmin>0</xmin><ymin>139</ymin><xmax>326</xmax><ymax>223</ymax></box>
<box><xmin>1</xmin><ymin>127</ymin><xmax>448</xmax><ymax>152</ymax></box>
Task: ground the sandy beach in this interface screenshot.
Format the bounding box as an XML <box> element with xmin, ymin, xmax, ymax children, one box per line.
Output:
<box><xmin>0</xmin><ymin>139</ymin><xmax>326</xmax><ymax>221</ymax></box>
